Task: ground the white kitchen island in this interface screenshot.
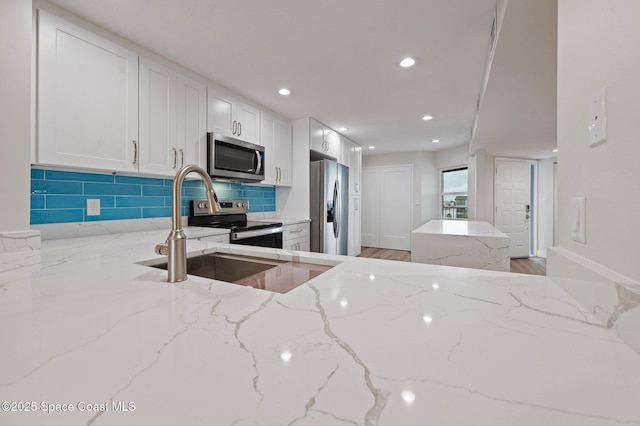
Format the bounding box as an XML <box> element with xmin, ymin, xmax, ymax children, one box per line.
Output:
<box><xmin>411</xmin><ymin>219</ymin><xmax>511</xmax><ymax>271</ymax></box>
<box><xmin>1</xmin><ymin>229</ymin><xmax>640</xmax><ymax>425</ymax></box>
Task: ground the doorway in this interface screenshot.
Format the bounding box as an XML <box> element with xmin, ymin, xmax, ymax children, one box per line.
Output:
<box><xmin>494</xmin><ymin>159</ymin><xmax>534</xmax><ymax>258</ymax></box>
<box><xmin>361</xmin><ymin>165</ymin><xmax>413</xmax><ymax>250</ymax></box>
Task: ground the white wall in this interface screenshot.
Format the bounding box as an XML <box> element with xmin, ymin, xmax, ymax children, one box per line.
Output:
<box><xmin>557</xmin><ymin>0</ymin><xmax>640</xmax><ymax>282</ymax></box>
<box><xmin>0</xmin><ymin>0</ymin><xmax>32</xmax><ymax>233</ymax></box>
<box><xmin>536</xmin><ymin>158</ymin><xmax>555</xmax><ymax>257</ymax></box>
<box><xmin>434</xmin><ymin>145</ymin><xmax>469</xmax><ymax>170</ymax></box>
<box><xmin>362</xmin><ymin>151</ymin><xmax>437</xmax><ymax>229</ymax></box>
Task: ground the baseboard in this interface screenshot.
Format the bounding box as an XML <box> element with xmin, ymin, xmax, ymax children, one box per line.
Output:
<box><xmin>547</xmin><ymin>247</ymin><xmax>640</xmax><ymax>355</ymax></box>
<box><xmin>0</xmin><ymin>229</ymin><xmax>41</xmax><ymax>253</ymax></box>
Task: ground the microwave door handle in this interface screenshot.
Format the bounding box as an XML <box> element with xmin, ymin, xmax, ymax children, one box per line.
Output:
<box><xmin>255</xmin><ymin>150</ymin><xmax>262</xmax><ymax>175</ymax></box>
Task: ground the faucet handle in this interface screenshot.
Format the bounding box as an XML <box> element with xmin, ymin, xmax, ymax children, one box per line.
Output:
<box><xmin>155</xmin><ymin>243</ymin><xmax>169</xmax><ymax>256</ymax></box>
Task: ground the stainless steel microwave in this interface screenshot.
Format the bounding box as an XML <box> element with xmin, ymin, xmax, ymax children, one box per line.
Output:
<box><xmin>207</xmin><ymin>132</ymin><xmax>265</xmax><ymax>182</ymax></box>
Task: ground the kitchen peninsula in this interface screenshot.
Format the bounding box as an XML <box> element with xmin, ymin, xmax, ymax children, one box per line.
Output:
<box><xmin>411</xmin><ymin>220</ymin><xmax>511</xmax><ymax>271</ymax></box>
<box><xmin>1</xmin><ymin>229</ymin><xmax>639</xmax><ymax>425</ymax></box>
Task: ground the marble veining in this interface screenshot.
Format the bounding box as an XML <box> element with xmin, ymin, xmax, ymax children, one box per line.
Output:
<box><xmin>548</xmin><ymin>247</ymin><xmax>640</xmax><ymax>356</ymax></box>
<box><xmin>0</xmin><ymin>230</ymin><xmax>41</xmax><ymax>254</ymax></box>
<box><xmin>0</xmin><ymin>232</ymin><xmax>640</xmax><ymax>425</ymax></box>
<box><xmin>411</xmin><ymin>221</ymin><xmax>510</xmax><ymax>271</ymax></box>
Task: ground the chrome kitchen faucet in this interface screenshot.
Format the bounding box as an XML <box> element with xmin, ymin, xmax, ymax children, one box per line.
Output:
<box><xmin>155</xmin><ymin>165</ymin><xmax>221</xmax><ymax>282</ymax></box>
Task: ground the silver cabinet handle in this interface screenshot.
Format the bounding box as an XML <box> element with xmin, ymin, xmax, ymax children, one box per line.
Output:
<box><xmin>290</xmin><ymin>228</ymin><xmax>303</xmax><ymax>233</ymax></box>
<box><xmin>179</xmin><ymin>149</ymin><xmax>184</xmax><ymax>167</ymax></box>
<box><xmin>233</xmin><ymin>121</ymin><xmax>237</xmax><ymax>135</ymax></box>
<box><xmin>172</xmin><ymin>148</ymin><xmax>177</xmax><ymax>169</ymax></box>
<box><xmin>278</xmin><ymin>167</ymin><xmax>281</xmax><ymax>181</ymax></box>
<box><xmin>355</xmin><ymin>182</ymin><xmax>359</xmax><ymax>193</ymax></box>
<box><xmin>238</xmin><ymin>122</ymin><xmax>242</xmax><ymax>136</ymax></box>
<box><xmin>132</xmin><ymin>140</ymin><xmax>138</xmax><ymax>165</ymax></box>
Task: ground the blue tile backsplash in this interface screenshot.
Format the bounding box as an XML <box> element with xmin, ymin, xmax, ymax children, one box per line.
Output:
<box><xmin>30</xmin><ymin>167</ymin><xmax>276</xmax><ymax>224</ymax></box>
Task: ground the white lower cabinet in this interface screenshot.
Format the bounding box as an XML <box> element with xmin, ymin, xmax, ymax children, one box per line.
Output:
<box><xmin>282</xmin><ymin>223</ymin><xmax>310</xmax><ymax>251</ymax></box>
<box><xmin>348</xmin><ymin>196</ymin><xmax>361</xmax><ymax>256</ymax></box>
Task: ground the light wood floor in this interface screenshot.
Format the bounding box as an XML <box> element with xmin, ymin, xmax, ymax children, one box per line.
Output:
<box><xmin>358</xmin><ymin>247</ymin><xmax>547</xmax><ymax>276</ymax></box>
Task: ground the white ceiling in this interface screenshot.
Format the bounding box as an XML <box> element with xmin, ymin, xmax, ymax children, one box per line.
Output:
<box><xmin>45</xmin><ymin>0</ymin><xmax>556</xmax><ymax>159</ymax></box>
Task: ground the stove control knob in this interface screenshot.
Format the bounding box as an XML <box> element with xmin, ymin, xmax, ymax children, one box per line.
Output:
<box><xmin>198</xmin><ymin>202</ymin><xmax>208</xmax><ymax>209</ymax></box>
<box><xmin>237</xmin><ymin>202</ymin><xmax>242</xmax><ymax>208</ymax></box>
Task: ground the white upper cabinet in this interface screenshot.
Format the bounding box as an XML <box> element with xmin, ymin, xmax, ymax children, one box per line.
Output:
<box><xmin>349</xmin><ymin>142</ymin><xmax>362</xmax><ymax>195</ymax></box>
<box><xmin>274</xmin><ymin>117</ymin><xmax>293</xmax><ymax>186</ymax></box>
<box><xmin>138</xmin><ymin>57</ymin><xmax>177</xmax><ymax>175</ymax></box>
<box><xmin>37</xmin><ymin>10</ymin><xmax>138</xmax><ymax>172</ymax></box>
<box><xmin>207</xmin><ymin>86</ymin><xmax>260</xmax><ymax>144</ymax></box>
<box><xmin>309</xmin><ymin>118</ymin><xmax>339</xmax><ymax>159</ymax></box>
<box><xmin>260</xmin><ymin>113</ymin><xmax>292</xmax><ymax>187</ymax></box>
<box><xmin>177</xmin><ymin>74</ymin><xmax>207</xmax><ymax>169</ymax></box>
<box><xmin>339</xmin><ymin>135</ymin><xmax>350</xmax><ymax>167</ymax></box>
<box><xmin>139</xmin><ymin>59</ymin><xmax>207</xmax><ymax>175</ymax></box>
<box><xmin>323</xmin><ymin>129</ymin><xmax>340</xmax><ymax>159</ymax></box>
<box><xmin>310</xmin><ymin>119</ymin><xmax>326</xmax><ymax>153</ymax></box>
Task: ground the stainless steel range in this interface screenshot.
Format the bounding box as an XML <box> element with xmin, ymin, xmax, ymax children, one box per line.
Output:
<box><xmin>188</xmin><ymin>199</ymin><xmax>283</xmax><ymax>248</ymax></box>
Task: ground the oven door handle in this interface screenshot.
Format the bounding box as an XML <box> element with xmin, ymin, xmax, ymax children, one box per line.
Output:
<box><xmin>231</xmin><ymin>226</ymin><xmax>283</xmax><ymax>241</ymax></box>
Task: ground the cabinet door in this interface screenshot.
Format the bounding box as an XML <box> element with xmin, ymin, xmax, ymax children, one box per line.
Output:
<box><xmin>274</xmin><ymin>118</ymin><xmax>292</xmax><ymax>186</ymax></box>
<box><xmin>310</xmin><ymin>119</ymin><xmax>325</xmax><ymax>153</ymax></box>
<box><xmin>236</xmin><ymin>102</ymin><xmax>260</xmax><ymax>144</ymax></box>
<box><xmin>139</xmin><ymin>57</ymin><xmax>177</xmax><ymax>175</ymax></box>
<box><xmin>177</xmin><ymin>74</ymin><xmax>207</xmax><ymax>169</ymax></box>
<box><xmin>339</xmin><ymin>136</ymin><xmax>351</xmax><ymax>167</ymax></box>
<box><xmin>348</xmin><ymin>196</ymin><xmax>362</xmax><ymax>256</ymax></box>
<box><xmin>324</xmin><ymin>129</ymin><xmax>340</xmax><ymax>158</ymax></box>
<box><xmin>260</xmin><ymin>113</ymin><xmax>277</xmax><ymax>185</ymax></box>
<box><xmin>349</xmin><ymin>143</ymin><xmax>362</xmax><ymax>195</ymax></box>
<box><xmin>207</xmin><ymin>87</ymin><xmax>235</xmax><ymax>137</ymax></box>
<box><xmin>37</xmin><ymin>10</ymin><xmax>138</xmax><ymax>172</ymax></box>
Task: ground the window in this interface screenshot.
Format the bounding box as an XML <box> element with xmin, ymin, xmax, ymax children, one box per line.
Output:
<box><xmin>440</xmin><ymin>167</ymin><xmax>468</xmax><ymax>219</ymax></box>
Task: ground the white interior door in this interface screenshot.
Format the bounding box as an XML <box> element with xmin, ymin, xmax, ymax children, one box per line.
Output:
<box><xmin>379</xmin><ymin>167</ymin><xmax>412</xmax><ymax>250</ymax></box>
<box><xmin>495</xmin><ymin>159</ymin><xmax>531</xmax><ymax>258</ymax></box>
<box><xmin>361</xmin><ymin>166</ymin><xmax>412</xmax><ymax>250</ymax></box>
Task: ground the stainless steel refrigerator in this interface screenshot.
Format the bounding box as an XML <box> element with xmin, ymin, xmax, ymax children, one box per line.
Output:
<box><xmin>310</xmin><ymin>159</ymin><xmax>349</xmax><ymax>255</ymax></box>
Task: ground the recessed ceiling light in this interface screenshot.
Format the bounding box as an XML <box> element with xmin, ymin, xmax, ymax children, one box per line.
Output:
<box><xmin>339</xmin><ymin>127</ymin><xmax>348</xmax><ymax>132</ymax></box>
<box><xmin>278</xmin><ymin>88</ymin><xmax>291</xmax><ymax>96</ymax></box>
<box><xmin>422</xmin><ymin>115</ymin><xmax>434</xmax><ymax>121</ymax></box>
<box><xmin>368</xmin><ymin>146</ymin><xmax>375</xmax><ymax>150</ymax></box>
<box><xmin>399</xmin><ymin>57</ymin><xmax>416</xmax><ymax>68</ymax></box>
<box><xmin>431</xmin><ymin>139</ymin><xmax>440</xmax><ymax>144</ymax></box>
<box><xmin>552</xmin><ymin>148</ymin><xmax>559</xmax><ymax>153</ymax></box>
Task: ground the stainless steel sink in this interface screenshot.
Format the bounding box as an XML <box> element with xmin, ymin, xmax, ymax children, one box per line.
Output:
<box><xmin>150</xmin><ymin>253</ymin><xmax>286</xmax><ymax>283</ymax></box>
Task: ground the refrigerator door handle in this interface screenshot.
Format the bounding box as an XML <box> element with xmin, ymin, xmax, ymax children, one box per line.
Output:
<box><xmin>333</xmin><ymin>179</ymin><xmax>340</xmax><ymax>238</ymax></box>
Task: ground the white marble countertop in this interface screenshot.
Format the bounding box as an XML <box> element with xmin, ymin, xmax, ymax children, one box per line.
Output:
<box><xmin>1</xmin><ymin>230</ymin><xmax>640</xmax><ymax>425</ymax></box>
<box><xmin>413</xmin><ymin>220</ymin><xmax>509</xmax><ymax>238</ymax></box>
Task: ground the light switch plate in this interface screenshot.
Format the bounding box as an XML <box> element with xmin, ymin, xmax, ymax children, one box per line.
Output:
<box><xmin>87</xmin><ymin>199</ymin><xmax>100</xmax><ymax>216</ymax></box>
<box><xmin>571</xmin><ymin>197</ymin><xmax>586</xmax><ymax>243</ymax></box>
<box><xmin>588</xmin><ymin>87</ymin><xmax>607</xmax><ymax>147</ymax></box>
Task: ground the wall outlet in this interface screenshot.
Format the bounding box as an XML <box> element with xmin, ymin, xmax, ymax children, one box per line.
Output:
<box><xmin>87</xmin><ymin>199</ymin><xmax>100</xmax><ymax>216</ymax></box>
<box><xmin>588</xmin><ymin>87</ymin><xmax>607</xmax><ymax>147</ymax></box>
